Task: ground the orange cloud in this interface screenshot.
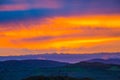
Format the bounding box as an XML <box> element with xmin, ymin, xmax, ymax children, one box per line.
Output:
<box><xmin>0</xmin><ymin>14</ymin><xmax>120</xmax><ymax>55</ymax></box>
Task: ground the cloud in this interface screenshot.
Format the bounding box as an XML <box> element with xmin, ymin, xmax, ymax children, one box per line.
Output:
<box><xmin>0</xmin><ymin>48</ymin><xmax>39</xmax><ymax>56</ymax></box>
<box><xmin>0</xmin><ymin>0</ymin><xmax>120</xmax><ymax>13</ymax></box>
<box><xmin>0</xmin><ymin>0</ymin><xmax>62</xmax><ymax>11</ymax></box>
<box><xmin>16</xmin><ymin>36</ymin><xmax>54</xmax><ymax>42</ymax></box>
<box><xmin>0</xmin><ymin>0</ymin><xmax>120</xmax><ymax>56</ymax></box>
<box><xmin>0</xmin><ymin>4</ymin><xmax>29</xmax><ymax>11</ymax></box>
<box><xmin>0</xmin><ymin>0</ymin><xmax>120</xmax><ymax>23</ymax></box>
<box><xmin>0</xmin><ymin>15</ymin><xmax>120</xmax><ymax>55</ymax></box>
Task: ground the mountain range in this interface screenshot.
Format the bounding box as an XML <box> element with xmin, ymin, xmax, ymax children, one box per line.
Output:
<box><xmin>0</xmin><ymin>52</ymin><xmax>120</xmax><ymax>63</ymax></box>
<box><xmin>85</xmin><ymin>58</ymin><xmax>120</xmax><ymax>65</ymax></box>
<box><xmin>0</xmin><ymin>59</ymin><xmax>120</xmax><ymax>80</ymax></box>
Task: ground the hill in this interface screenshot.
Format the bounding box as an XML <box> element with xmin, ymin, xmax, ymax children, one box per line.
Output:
<box><xmin>0</xmin><ymin>60</ymin><xmax>69</xmax><ymax>69</ymax></box>
<box><xmin>0</xmin><ymin>60</ymin><xmax>120</xmax><ymax>80</ymax></box>
<box><xmin>23</xmin><ymin>76</ymin><xmax>94</xmax><ymax>80</ymax></box>
<box><xmin>85</xmin><ymin>58</ymin><xmax>120</xmax><ymax>65</ymax></box>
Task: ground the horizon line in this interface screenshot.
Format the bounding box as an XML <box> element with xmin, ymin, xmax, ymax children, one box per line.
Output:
<box><xmin>0</xmin><ymin>52</ymin><xmax>120</xmax><ymax>57</ymax></box>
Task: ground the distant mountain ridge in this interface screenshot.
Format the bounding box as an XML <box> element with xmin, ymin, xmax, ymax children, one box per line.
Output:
<box><xmin>0</xmin><ymin>52</ymin><xmax>120</xmax><ymax>63</ymax></box>
<box><xmin>85</xmin><ymin>58</ymin><xmax>120</xmax><ymax>65</ymax></box>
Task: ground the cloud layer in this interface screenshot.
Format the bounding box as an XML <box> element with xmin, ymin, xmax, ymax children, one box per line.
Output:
<box><xmin>0</xmin><ymin>15</ymin><xmax>120</xmax><ymax>55</ymax></box>
<box><xmin>0</xmin><ymin>0</ymin><xmax>120</xmax><ymax>55</ymax></box>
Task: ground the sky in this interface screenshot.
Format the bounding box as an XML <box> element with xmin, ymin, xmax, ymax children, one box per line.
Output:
<box><xmin>0</xmin><ymin>0</ymin><xmax>120</xmax><ymax>56</ymax></box>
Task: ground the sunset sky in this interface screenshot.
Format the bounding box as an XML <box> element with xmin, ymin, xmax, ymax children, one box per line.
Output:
<box><xmin>0</xmin><ymin>0</ymin><xmax>120</xmax><ymax>56</ymax></box>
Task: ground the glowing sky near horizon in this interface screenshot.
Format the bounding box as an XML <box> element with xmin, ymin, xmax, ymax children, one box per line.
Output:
<box><xmin>0</xmin><ymin>0</ymin><xmax>120</xmax><ymax>56</ymax></box>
